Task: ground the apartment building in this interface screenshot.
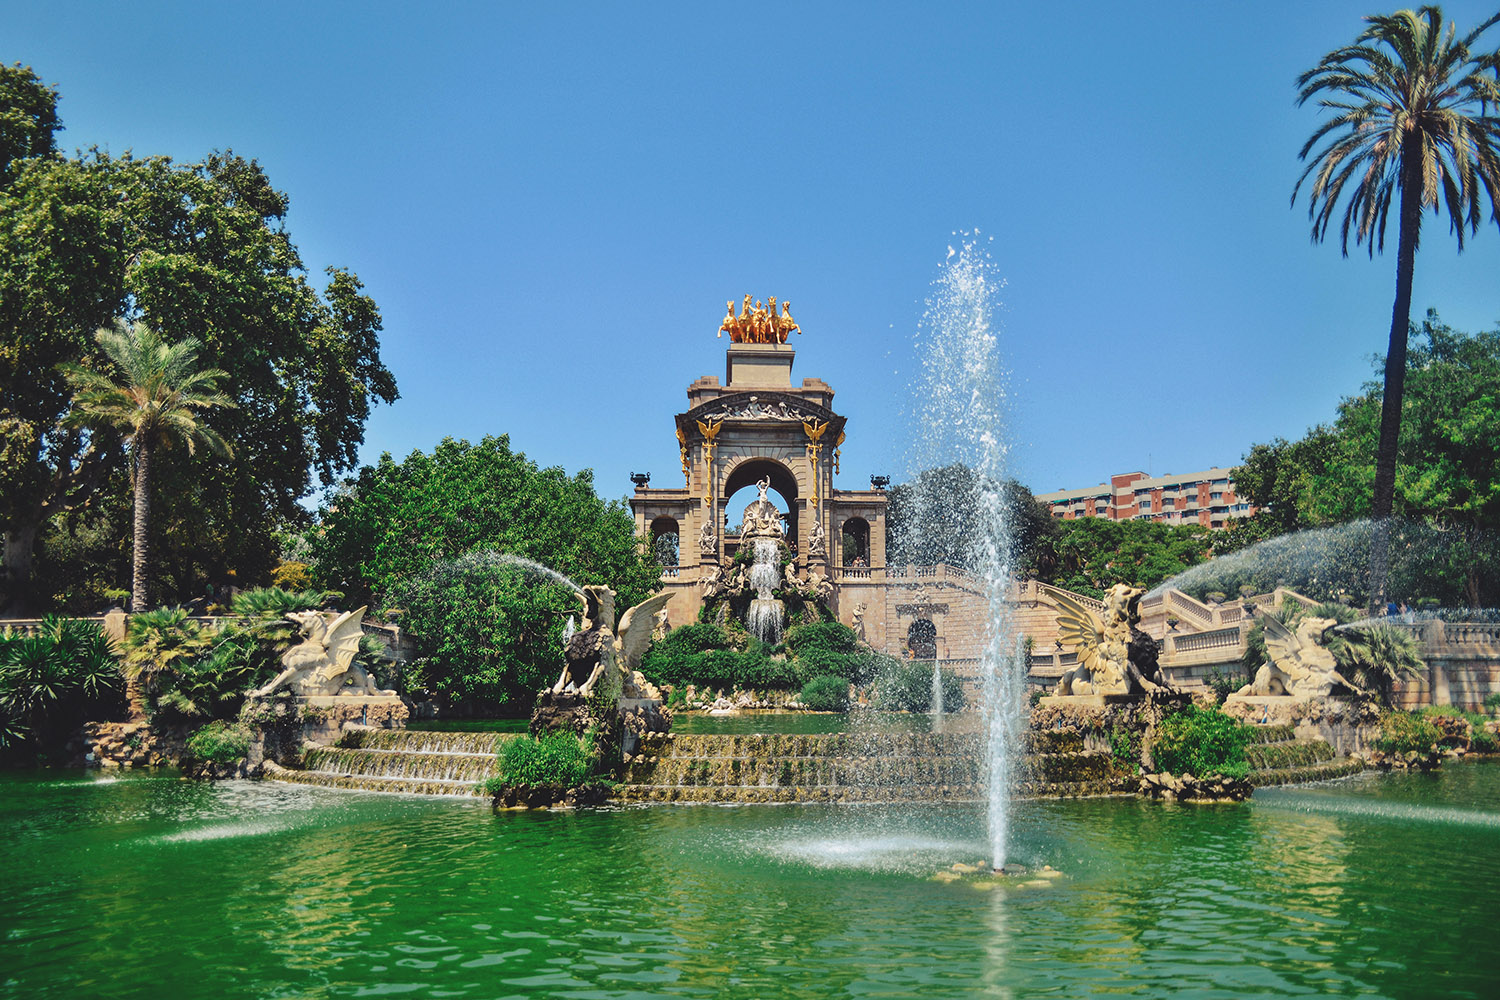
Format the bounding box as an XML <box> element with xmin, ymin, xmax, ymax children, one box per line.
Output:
<box><xmin>1035</xmin><ymin>468</ymin><xmax>1255</xmax><ymax>530</ymax></box>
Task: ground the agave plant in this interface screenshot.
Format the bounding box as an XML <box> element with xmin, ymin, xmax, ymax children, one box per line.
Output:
<box><xmin>0</xmin><ymin>618</ymin><xmax>122</xmax><ymax>752</ymax></box>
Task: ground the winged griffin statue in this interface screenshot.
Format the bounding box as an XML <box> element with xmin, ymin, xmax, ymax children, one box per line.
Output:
<box><xmin>552</xmin><ymin>585</ymin><xmax>675</xmax><ymax>701</ymax></box>
<box><xmin>251</xmin><ymin>607</ymin><xmax>395</xmax><ymax>698</ymax></box>
<box><xmin>1236</xmin><ymin>613</ymin><xmax>1364</xmax><ymax>701</ymax></box>
<box><xmin>1051</xmin><ymin>584</ymin><xmax>1176</xmax><ymax>697</ymax></box>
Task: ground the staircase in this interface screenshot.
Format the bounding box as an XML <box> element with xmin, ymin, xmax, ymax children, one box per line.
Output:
<box><xmin>1244</xmin><ymin>725</ymin><xmax>1363</xmax><ymax>786</ymax></box>
<box><xmin>269</xmin><ymin>730</ymin><xmax>513</xmax><ymax>796</ymax></box>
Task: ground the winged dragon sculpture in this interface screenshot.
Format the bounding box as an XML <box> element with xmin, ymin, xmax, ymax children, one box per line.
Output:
<box><xmin>1236</xmin><ymin>613</ymin><xmax>1365</xmax><ymax>701</ymax></box>
<box><xmin>251</xmin><ymin>607</ymin><xmax>394</xmax><ymax>697</ymax></box>
<box><xmin>552</xmin><ymin>585</ymin><xmax>675</xmax><ymax>701</ymax></box>
<box><xmin>1051</xmin><ymin>584</ymin><xmax>1176</xmax><ymax>697</ymax></box>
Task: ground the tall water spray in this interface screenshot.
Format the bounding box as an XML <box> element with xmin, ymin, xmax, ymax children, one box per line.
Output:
<box><xmin>907</xmin><ymin>238</ymin><xmax>1025</xmax><ymax>868</ymax></box>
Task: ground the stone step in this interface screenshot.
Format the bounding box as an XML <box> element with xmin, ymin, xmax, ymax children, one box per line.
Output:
<box><xmin>271</xmin><ymin>769</ymin><xmax>489</xmax><ymax>796</ymax></box>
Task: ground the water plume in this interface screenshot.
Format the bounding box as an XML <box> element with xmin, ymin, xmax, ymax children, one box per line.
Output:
<box><xmin>906</xmin><ymin>236</ymin><xmax>1023</xmax><ymax>868</ymax></box>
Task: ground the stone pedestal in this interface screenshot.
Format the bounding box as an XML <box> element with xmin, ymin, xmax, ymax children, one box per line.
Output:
<box><xmin>299</xmin><ymin>695</ymin><xmax>408</xmax><ymax>744</ymax></box>
<box><xmin>246</xmin><ymin>693</ymin><xmax>408</xmax><ymax>767</ymax></box>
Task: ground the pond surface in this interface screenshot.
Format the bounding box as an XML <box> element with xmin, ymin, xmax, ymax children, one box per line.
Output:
<box><xmin>3</xmin><ymin>762</ymin><xmax>1497</xmax><ymax>999</ymax></box>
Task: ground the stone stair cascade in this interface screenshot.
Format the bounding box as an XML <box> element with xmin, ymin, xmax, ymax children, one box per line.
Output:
<box><xmin>268</xmin><ymin>729</ymin><xmax>517</xmax><ymax>797</ymax></box>
<box><xmin>1243</xmin><ymin>724</ymin><xmax>1363</xmax><ymax>786</ymax></box>
<box><xmin>616</xmin><ymin>731</ymin><xmax>1135</xmax><ymax>804</ymax></box>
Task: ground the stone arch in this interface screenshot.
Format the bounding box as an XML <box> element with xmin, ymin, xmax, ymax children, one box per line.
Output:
<box><xmin>722</xmin><ymin>457</ymin><xmax>801</xmax><ymax>547</ymax></box>
<box><xmin>649</xmin><ymin>516</ymin><xmax>680</xmax><ymax>566</ymax></box>
<box><xmin>840</xmin><ymin>516</ymin><xmax>870</xmax><ymax>566</ymax></box>
<box><xmin>907</xmin><ymin>618</ymin><xmax>937</xmax><ymax>659</ymax></box>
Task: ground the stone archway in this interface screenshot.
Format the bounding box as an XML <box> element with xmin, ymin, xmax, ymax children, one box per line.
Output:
<box><xmin>908</xmin><ymin>618</ymin><xmax>937</xmax><ymax>659</ymax></box>
<box><xmin>722</xmin><ymin>457</ymin><xmax>800</xmax><ymax>550</ymax></box>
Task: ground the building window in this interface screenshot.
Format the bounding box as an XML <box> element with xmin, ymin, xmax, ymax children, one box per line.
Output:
<box><xmin>650</xmin><ymin>517</ymin><xmax>680</xmax><ymax>566</ymax></box>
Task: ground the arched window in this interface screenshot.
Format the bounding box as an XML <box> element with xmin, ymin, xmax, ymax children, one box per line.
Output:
<box><xmin>650</xmin><ymin>517</ymin><xmax>679</xmax><ymax>567</ymax></box>
<box><xmin>908</xmin><ymin>618</ymin><xmax>937</xmax><ymax>659</ymax></box>
<box><xmin>841</xmin><ymin>517</ymin><xmax>870</xmax><ymax>566</ymax></box>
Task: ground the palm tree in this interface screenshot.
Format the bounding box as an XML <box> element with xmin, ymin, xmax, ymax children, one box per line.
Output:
<box><xmin>1293</xmin><ymin>6</ymin><xmax>1500</xmax><ymax>613</ymax></box>
<box><xmin>62</xmin><ymin>320</ymin><xmax>235</xmax><ymax>612</ymax></box>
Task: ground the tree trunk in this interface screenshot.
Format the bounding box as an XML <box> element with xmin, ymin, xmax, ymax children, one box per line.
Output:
<box><xmin>1</xmin><ymin>517</ymin><xmax>41</xmax><ymax>615</ymax></box>
<box><xmin>1368</xmin><ymin>140</ymin><xmax>1424</xmax><ymax>615</ymax></box>
<box><xmin>131</xmin><ymin>441</ymin><xmax>151</xmax><ymax>613</ymax></box>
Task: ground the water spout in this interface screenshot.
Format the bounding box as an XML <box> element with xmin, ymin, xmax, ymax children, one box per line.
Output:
<box><xmin>908</xmin><ymin>236</ymin><xmax>1023</xmax><ymax>868</ymax></box>
<box><xmin>931</xmin><ymin>662</ymin><xmax>945</xmax><ymax>732</ymax></box>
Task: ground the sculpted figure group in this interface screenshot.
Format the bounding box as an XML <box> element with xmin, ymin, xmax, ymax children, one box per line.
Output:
<box><xmin>718</xmin><ymin>295</ymin><xmax>800</xmax><ymax>344</ymax></box>
<box><xmin>1053</xmin><ymin>584</ymin><xmax>1176</xmax><ymax>698</ymax></box>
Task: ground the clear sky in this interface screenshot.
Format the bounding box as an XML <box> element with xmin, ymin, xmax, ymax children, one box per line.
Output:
<box><xmin>7</xmin><ymin>2</ymin><xmax>1500</xmax><ymax>506</ymax></box>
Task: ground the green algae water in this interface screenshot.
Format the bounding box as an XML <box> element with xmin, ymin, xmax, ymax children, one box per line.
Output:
<box><xmin>3</xmin><ymin>763</ymin><xmax>1497</xmax><ymax>999</ymax></box>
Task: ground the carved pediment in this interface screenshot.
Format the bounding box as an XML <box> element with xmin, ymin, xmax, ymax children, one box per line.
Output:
<box><xmin>680</xmin><ymin>391</ymin><xmax>839</xmax><ymax>431</ymax></box>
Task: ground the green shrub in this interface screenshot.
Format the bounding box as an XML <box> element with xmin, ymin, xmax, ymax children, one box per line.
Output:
<box><xmin>0</xmin><ymin>617</ymin><xmax>122</xmax><ymax>754</ymax></box>
<box><xmin>495</xmin><ymin>731</ymin><xmax>594</xmax><ymax>788</ymax></box>
<box><xmin>1205</xmin><ymin>669</ymin><xmax>1246</xmax><ymax>703</ymax></box>
<box><xmin>871</xmin><ymin>659</ymin><xmax>967</xmax><ymax>713</ymax></box>
<box><xmin>1484</xmin><ymin>692</ymin><xmax>1500</xmax><ymax>715</ymax></box>
<box><xmin>639</xmin><ymin>624</ymin><xmax>735</xmax><ymax>687</ymax></box>
<box><xmin>800</xmin><ymin>674</ymin><xmax>850</xmax><ymax>712</ymax></box>
<box><xmin>185</xmin><ymin>720</ymin><xmax>251</xmax><ymax>764</ymax></box>
<box><xmin>1374</xmin><ymin>711</ymin><xmax>1443</xmax><ymax>755</ymax></box>
<box><xmin>1153</xmin><ymin>705</ymin><xmax>1253</xmax><ymax>779</ymax></box>
<box><xmin>1109</xmin><ymin>726</ymin><xmax>1139</xmax><ymax>771</ymax></box>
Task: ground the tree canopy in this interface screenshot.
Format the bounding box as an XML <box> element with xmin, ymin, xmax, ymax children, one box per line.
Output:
<box><xmin>1230</xmin><ymin>313</ymin><xmax>1500</xmax><ymax>607</ymax></box>
<box><xmin>310</xmin><ymin>435</ymin><xmax>660</xmax><ymax>712</ymax></box>
<box><xmin>885</xmin><ymin>464</ymin><xmax>1056</xmax><ymax>572</ymax></box>
<box><xmin>0</xmin><ymin>70</ymin><xmax>397</xmax><ymax>612</ymax></box>
<box><xmin>1028</xmin><ymin>516</ymin><xmax>1212</xmax><ymax>600</ymax></box>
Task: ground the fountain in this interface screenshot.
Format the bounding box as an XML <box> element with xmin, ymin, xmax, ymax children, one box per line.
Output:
<box><xmin>906</xmin><ymin>238</ymin><xmax>1026</xmax><ymax>869</ymax></box>
<box><xmin>741</xmin><ymin>478</ymin><xmax>788</xmax><ymax>643</ymax></box>
<box><xmin>930</xmin><ymin>660</ymin><xmax>946</xmax><ymax>732</ymax></box>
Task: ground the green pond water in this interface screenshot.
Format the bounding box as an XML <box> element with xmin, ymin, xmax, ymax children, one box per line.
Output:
<box><xmin>3</xmin><ymin>763</ymin><xmax>1497</xmax><ymax>999</ymax></box>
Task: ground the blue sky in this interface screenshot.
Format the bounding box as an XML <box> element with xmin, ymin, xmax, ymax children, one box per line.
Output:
<box><xmin>8</xmin><ymin>2</ymin><xmax>1500</xmax><ymax>505</ymax></box>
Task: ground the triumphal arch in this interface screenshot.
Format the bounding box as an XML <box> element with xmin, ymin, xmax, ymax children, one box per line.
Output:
<box><xmin>629</xmin><ymin>298</ymin><xmax>889</xmax><ymax>640</ymax></box>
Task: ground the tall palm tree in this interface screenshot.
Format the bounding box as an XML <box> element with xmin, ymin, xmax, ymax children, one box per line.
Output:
<box><xmin>1293</xmin><ymin>6</ymin><xmax>1500</xmax><ymax>613</ymax></box>
<box><xmin>62</xmin><ymin>320</ymin><xmax>235</xmax><ymax>612</ymax></box>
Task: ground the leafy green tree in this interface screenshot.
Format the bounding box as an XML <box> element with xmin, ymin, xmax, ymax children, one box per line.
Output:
<box><xmin>312</xmin><ymin>435</ymin><xmax>660</xmax><ymax>712</ymax></box>
<box><xmin>62</xmin><ymin>322</ymin><xmax>234</xmax><ymax>611</ymax></box>
<box><xmin>886</xmin><ymin>464</ymin><xmax>1056</xmax><ymax>572</ymax></box>
<box><xmin>1234</xmin><ymin>314</ymin><xmax>1500</xmax><ymax>606</ymax></box>
<box><xmin>1029</xmin><ymin>517</ymin><xmax>1212</xmax><ymax>599</ymax></box>
<box><xmin>0</xmin><ymin>64</ymin><xmax>59</xmax><ymax>177</ymax></box>
<box><xmin>0</xmin><ymin>74</ymin><xmax>397</xmax><ymax>612</ymax></box>
<box><xmin>1294</xmin><ymin>6</ymin><xmax>1500</xmax><ymax>611</ymax></box>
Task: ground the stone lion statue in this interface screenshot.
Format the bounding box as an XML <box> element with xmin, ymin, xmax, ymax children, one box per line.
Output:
<box><xmin>251</xmin><ymin>607</ymin><xmax>394</xmax><ymax>697</ymax></box>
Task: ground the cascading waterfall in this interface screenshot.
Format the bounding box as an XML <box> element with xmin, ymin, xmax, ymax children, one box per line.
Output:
<box><xmin>907</xmin><ymin>237</ymin><xmax>1024</xmax><ymax>869</ymax></box>
<box><xmin>747</xmin><ymin>538</ymin><xmax>785</xmax><ymax>642</ymax></box>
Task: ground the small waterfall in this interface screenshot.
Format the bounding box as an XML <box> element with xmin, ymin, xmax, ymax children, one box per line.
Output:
<box><xmin>931</xmin><ymin>662</ymin><xmax>945</xmax><ymax>732</ymax></box>
<box><xmin>562</xmin><ymin>616</ymin><xmax>576</xmax><ymax>646</ymax></box>
<box><xmin>268</xmin><ymin>730</ymin><xmax>516</xmax><ymax>796</ymax></box>
<box><xmin>747</xmin><ymin>537</ymin><xmax>785</xmax><ymax>643</ymax></box>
